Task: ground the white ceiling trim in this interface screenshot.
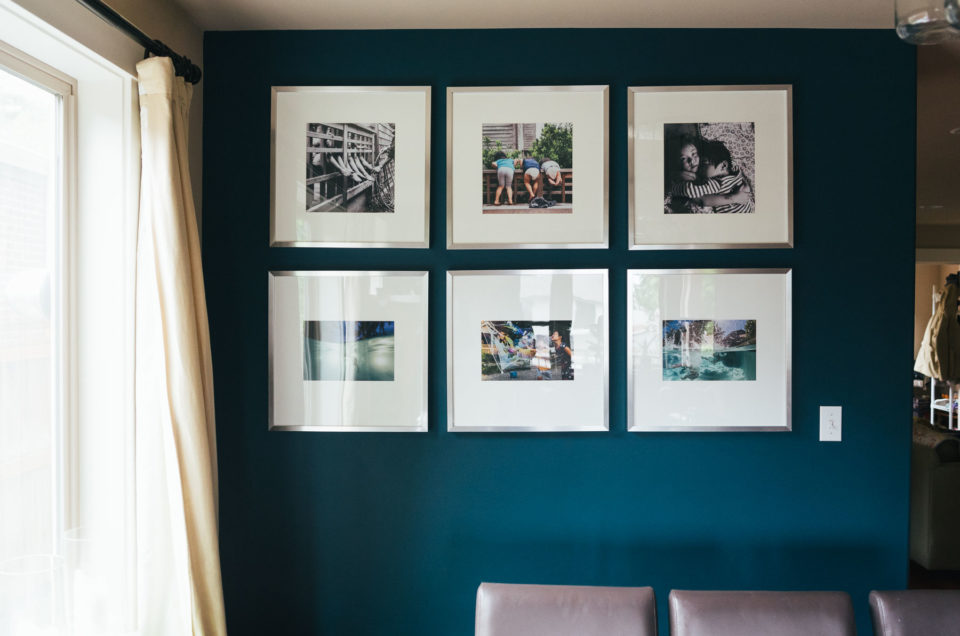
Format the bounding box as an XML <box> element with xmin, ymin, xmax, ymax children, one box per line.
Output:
<box><xmin>174</xmin><ymin>0</ymin><xmax>896</xmax><ymax>31</ymax></box>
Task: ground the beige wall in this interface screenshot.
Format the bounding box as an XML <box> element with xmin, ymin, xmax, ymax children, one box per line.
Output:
<box><xmin>103</xmin><ymin>0</ymin><xmax>202</xmax><ymax>65</ymax></box>
<box><xmin>915</xmin><ymin>264</ymin><xmax>959</xmax><ymax>356</ymax></box>
<box><xmin>10</xmin><ymin>0</ymin><xmax>204</xmax><ymax>223</ymax></box>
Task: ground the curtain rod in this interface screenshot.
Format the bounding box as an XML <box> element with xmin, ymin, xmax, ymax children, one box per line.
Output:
<box><xmin>75</xmin><ymin>0</ymin><xmax>202</xmax><ymax>84</ymax></box>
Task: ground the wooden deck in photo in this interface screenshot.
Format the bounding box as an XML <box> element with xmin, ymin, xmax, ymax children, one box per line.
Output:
<box><xmin>482</xmin><ymin>203</ymin><xmax>573</xmax><ymax>214</ymax></box>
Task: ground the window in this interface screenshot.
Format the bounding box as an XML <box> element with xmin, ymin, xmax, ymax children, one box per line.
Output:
<box><xmin>0</xmin><ymin>5</ymin><xmax>140</xmax><ymax>628</ymax></box>
<box><xmin>0</xmin><ymin>48</ymin><xmax>70</xmax><ymax>634</ymax></box>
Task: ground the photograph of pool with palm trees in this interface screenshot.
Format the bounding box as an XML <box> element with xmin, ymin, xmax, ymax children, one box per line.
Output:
<box><xmin>662</xmin><ymin>319</ymin><xmax>756</xmax><ymax>381</ymax></box>
<box><xmin>480</xmin><ymin>320</ymin><xmax>573</xmax><ymax>381</ymax></box>
<box><xmin>303</xmin><ymin>320</ymin><xmax>395</xmax><ymax>381</ymax></box>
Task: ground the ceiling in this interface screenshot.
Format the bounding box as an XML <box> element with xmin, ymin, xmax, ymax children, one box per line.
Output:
<box><xmin>171</xmin><ymin>0</ymin><xmax>960</xmax><ymax>254</ymax></box>
<box><xmin>176</xmin><ymin>0</ymin><xmax>894</xmax><ymax>31</ymax></box>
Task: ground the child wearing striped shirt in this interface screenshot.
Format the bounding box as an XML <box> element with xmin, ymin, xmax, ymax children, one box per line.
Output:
<box><xmin>670</xmin><ymin>139</ymin><xmax>754</xmax><ymax>214</ymax></box>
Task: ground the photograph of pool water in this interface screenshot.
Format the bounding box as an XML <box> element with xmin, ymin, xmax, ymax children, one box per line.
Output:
<box><xmin>303</xmin><ymin>320</ymin><xmax>395</xmax><ymax>381</ymax></box>
<box><xmin>662</xmin><ymin>319</ymin><xmax>756</xmax><ymax>381</ymax></box>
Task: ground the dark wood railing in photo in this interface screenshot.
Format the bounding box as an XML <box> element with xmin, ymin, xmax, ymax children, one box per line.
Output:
<box><xmin>481</xmin><ymin>169</ymin><xmax>573</xmax><ymax>205</ymax></box>
<box><xmin>306</xmin><ymin>123</ymin><xmax>394</xmax><ymax>212</ymax></box>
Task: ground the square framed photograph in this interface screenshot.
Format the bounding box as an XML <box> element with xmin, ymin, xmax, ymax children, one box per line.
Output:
<box><xmin>627</xmin><ymin>269</ymin><xmax>791</xmax><ymax>431</ymax></box>
<box><xmin>271</xmin><ymin>86</ymin><xmax>430</xmax><ymax>247</ymax></box>
<box><xmin>447</xmin><ymin>269</ymin><xmax>608</xmax><ymax>432</ymax></box>
<box><xmin>447</xmin><ymin>86</ymin><xmax>609</xmax><ymax>249</ymax></box>
<box><xmin>628</xmin><ymin>85</ymin><xmax>792</xmax><ymax>249</ymax></box>
<box><xmin>269</xmin><ymin>271</ymin><xmax>428</xmax><ymax>432</ymax></box>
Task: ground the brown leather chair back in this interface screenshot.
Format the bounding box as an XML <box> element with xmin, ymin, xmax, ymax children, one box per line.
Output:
<box><xmin>869</xmin><ymin>589</ymin><xmax>960</xmax><ymax>635</ymax></box>
<box><xmin>669</xmin><ymin>590</ymin><xmax>856</xmax><ymax>636</ymax></box>
<box><xmin>475</xmin><ymin>582</ymin><xmax>657</xmax><ymax>636</ymax></box>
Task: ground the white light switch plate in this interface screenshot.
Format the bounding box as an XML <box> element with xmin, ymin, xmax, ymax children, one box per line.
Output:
<box><xmin>820</xmin><ymin>406</ymin><xmax>842</xmax><ymax>442</ymax></box>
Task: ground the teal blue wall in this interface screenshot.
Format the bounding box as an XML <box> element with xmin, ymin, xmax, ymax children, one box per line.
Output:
<box><xmin>202</xmin><ymin>29</ymin><xmax>916</xmax><ymax>635</ymax></box>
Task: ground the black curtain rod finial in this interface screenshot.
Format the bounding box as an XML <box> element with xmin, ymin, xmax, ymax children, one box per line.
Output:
<box><xmin>146</xmin><ymin>40</ymin><xmax>202</xmax><ymax>84</ymax></box>
<box><xmin>76</xmin><ymin>0</ymin><xmax>202</xmax><ymax>84</ymax></box>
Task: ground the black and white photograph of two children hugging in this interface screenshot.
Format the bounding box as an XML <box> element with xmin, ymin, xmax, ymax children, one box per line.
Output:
<box><xmin>663</xmin><ymin>122</ymin><xmax>756</xmax><ymax>215</ymax></box>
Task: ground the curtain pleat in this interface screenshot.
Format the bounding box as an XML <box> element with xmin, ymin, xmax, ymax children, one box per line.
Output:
<box><xmin>135</xmin><ymin>56</ymin><xmax>226</xmax><ymax>636</ymax></box>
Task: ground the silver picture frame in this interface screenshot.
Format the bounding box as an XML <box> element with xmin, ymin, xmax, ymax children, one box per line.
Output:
<box><xmin>269</xmin><ymin>270</ymin><xmax>429</xmax><ymax>432</ymax></box>
<box><xmin>447</xmin><ymin>269</ymin><xmax>609</xmax><ymax>432</ymax></box>
<box><xmin>627</xmin><ymin>268</ymin><xmax>792</xmax><ymax>432</ymax></box>
<box><xmin>628</xmin><ymin>85</ymin><xmax>793</xmax><ymax>250</ymax></box>
<box><xmin>270</xmin><ymin>86</ymin><xmax>431</xmax><ymax>248</ymax></box>
<box><xmin>446</xmin><ymin>85</ymin><xmax>609</xmax><ymax>249</ymax></box>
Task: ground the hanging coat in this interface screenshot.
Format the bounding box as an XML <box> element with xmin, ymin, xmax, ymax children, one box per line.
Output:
<box><xmin>915</xmin><ymin>283</ymin><xmax>960</xmax><ymax>382</ymax></box>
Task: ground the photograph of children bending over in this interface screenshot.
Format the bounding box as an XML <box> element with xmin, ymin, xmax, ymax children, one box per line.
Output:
<box><xmin>663</xmin><ymin>122</ymin><xmax>755</xmax><ymax>215</ymax></box>
<box><xmin>481</xmin><ymin>123</ymin><xmax>573</xmax><ymax>214</ymax></box>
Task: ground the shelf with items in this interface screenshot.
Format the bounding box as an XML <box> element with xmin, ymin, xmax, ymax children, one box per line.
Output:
<box><xmin>929</xmin><ymin>380</ymin><xmax>958</xmax><ymax>430</ymax></box>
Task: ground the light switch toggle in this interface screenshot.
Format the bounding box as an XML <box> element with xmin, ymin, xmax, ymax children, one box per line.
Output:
<box><xmin>820</xmin><ymin>406</ymin><xmax>842</xmax><ymax>442</ymax></box>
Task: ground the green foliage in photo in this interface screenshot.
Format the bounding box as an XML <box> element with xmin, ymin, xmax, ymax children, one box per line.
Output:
<box><xmin>531</xmin><ymin>123</ymin><xmax>573</xmax><ymax>169</ymax></box>
<box><xmin>482</xmin><ymin>137</ymin><xmax>520</xmax><ymax>169</ymax></box>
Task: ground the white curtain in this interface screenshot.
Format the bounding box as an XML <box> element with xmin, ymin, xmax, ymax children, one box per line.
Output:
<box><xmin>135</xmin><ymin>56</ymin><xmax>226</xmax><ymax>636</ymax></box>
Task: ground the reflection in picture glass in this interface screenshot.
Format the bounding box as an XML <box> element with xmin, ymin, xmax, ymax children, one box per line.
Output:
<box><xmin>662</xmin><ymin>319</ymin><xmax>756</xmax><ymax>381</ymax></box>
<box><xmin>480</xmin><ymin>320</ymin><xmax>573</xmax><ymax>381</ymax></box>
<box><xmin>303</xmin><ymin>321</ymin><xmax>395</xmax><ymax>381</ymax></box>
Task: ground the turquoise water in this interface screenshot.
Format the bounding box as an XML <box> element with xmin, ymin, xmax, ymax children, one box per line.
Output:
<box><xmin>303</xmin><ymin>334</ymin><xmax>395</xmax><ymax>381</ymax></box>
<box><xmin>662</xmin><ymin>347</ymin><xmax>756</xmax><ymax>381</ymax></box>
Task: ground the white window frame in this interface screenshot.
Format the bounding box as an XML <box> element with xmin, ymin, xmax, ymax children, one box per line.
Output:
<box><xmin>1</xmin><ymin>0</ymin><xmax>141</xmax><ymax>628</ymax></box>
